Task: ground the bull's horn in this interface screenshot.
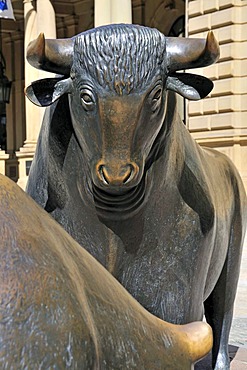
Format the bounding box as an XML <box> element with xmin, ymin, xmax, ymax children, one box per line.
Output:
<box><xmin>26</xmin><ymin>33</ymin><xmax>74</xmax><ymax>76</ymax></box>
<box><xmin>167</xmin><ymin>31</ymin><xmax>220</xmax><ymax>72</ymax></box>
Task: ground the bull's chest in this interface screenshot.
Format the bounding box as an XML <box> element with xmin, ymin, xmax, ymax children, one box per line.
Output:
<box><xmin>100</xmin><ymin>198</ymin><xmax>212</xmax><ymax>323</ymax></box>
<box><xmin>54</xmin><ymin>187</ymin><xmax>213</xmax><ymax>323</ymax></box>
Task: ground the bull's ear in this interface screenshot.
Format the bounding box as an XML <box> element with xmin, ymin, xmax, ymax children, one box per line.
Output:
<box><xmin>167</xmin><ymin>73</ymin><xmax>213</xmax><ymax>100</ymax></box>
<box><xmin>25</xmin><ymin>77</ymin><xmax>72</xmax><ymax>107</ymax></box>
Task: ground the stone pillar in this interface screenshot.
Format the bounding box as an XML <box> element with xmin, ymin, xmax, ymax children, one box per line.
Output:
<box><xmin>5</xmin><ymin>34</ymin><xmax>25</xmax><ymax>182</ymax></box>
<box><xmin>94</xmin><ymin>0</ymin><xmax>132</xmax><ymax>27</ymax></box>
<box><xmin>95</xmin><ymin>0</ymin><xmax>111</xmax><ymax>27</ymax></box>
<box><xmin>0</xmin><ymin>150</ymin><xmax>9</xmax><ymax>176</ymax></box>
<box><xmin>111</xmin><ymin>0</ymin><xmax>132</xmax><ymax>24</ymax></box>
<box><xmin>187</xmin><ymin>0</ymin><xmax>247</xmax><ymax>190</ymax></box>
<box><xmin>17</xmin><ymin>0</ymin><xmax>56</xmax><ymax>189</ymax></box>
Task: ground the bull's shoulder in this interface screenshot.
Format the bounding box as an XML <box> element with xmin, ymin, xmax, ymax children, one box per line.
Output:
<box><xmin>201</xmin><ymin>146</ymin><xmax>246</xmax><ymax>196</ymax></box>
<box><xmin>201</xmin><ymin>146</ymin><xmax>234</xmax><ymax>165</ymax></box>
<box><xmin>177</xmin><ymin>136</ymin><xmax>241</xmax><ymax>229</ymax></box>
<box><xmin>179</xmin><ymin>142</ymin><xmax>246</xmax><ymax>234</ymax></box>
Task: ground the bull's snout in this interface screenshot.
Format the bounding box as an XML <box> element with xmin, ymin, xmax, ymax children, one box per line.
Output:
<box><xmin>96</xmin><ymin>162</ymin><xmax>139</xmax><ymax>187</ymax></box>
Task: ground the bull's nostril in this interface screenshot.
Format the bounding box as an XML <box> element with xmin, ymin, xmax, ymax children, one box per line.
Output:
<box><xmin>98</xmin><ymin>165</ymin><xmax>109</xmax><ymax>185</ymax></box>
<box><xmin>123</xmin><ymin>163</ymin><xmax>139</xmax><ymax>184</ymax></box>
<box><xmin>123</xmin><ymin>166</ymin><xmax>132</xmax><ymax>184</ymax></box>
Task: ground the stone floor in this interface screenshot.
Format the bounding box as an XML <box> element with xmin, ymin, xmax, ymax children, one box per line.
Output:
<box><xmin>196</xmin><ymin>233</ymin><xmax>247</xmax><ymax>369</ymax></box>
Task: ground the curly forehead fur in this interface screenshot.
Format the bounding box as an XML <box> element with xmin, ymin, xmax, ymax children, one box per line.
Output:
<box><xmin>72</xmin><ymin>24</ymin><xmax>167</xmax><ymax>95</ymax></box>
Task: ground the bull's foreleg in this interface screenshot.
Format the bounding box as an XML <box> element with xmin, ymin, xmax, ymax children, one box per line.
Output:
<box><xmin>204</xmin><ymin>284</ymin><xmax>232</xmax><ymax>369</ymax></box>
<box><xmin>204</xmin><ymin>221</ymin><xmax>243</xmax><ymax>370</ymax></box>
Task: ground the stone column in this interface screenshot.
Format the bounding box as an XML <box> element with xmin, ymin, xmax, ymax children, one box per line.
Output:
<box><xmin>94</xmin><ymin>0</ymin><xmax>132</xmax><ymax>27</ymax></box>
<box><xmin>187</xmin><ymin>0</ymin><xmax>247</xmax><ymax>190</ymax></box>
<box><xmin>0</xmin><ymin>36</ymin><xmax>10</xmax><ymax>176</ymax></box>
<box><xmin>95</xmin><ymin>0</ymin><xmax>111</xmax><ymax>27</ymax></box>
<box><xmin>4</xmin><ymin>34</ymin><xmax>25</xmax><ymax>182</ymax></box>
<box><xmin>17</xmin><ymin>0</ymin><xmax>56</xmax><ymax>189</ymax></box>
<box><xmin>111</xmin><ymin>0</ymin><xmax>132</xmax><ymax>24</ymax></box>
<box><xmin>0</xmin><ymin>151</ymin><xmax>9</xmax><ymax>176</ymax></box>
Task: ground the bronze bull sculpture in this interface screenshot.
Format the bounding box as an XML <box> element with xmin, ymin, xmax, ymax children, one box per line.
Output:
<box><xmin>0</xmin><ymin>174</ymin><xmax>212</xmax><ymax>369</ymax></box>
<box><xmin>25</xmin><ymin>24</ymin><xmax>247</xmax><ymax>369</ymax></box>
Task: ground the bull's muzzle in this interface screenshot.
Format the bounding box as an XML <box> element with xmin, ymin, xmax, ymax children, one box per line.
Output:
<box><xmin>96</xmin><ymin>162</ymin><xmax>139</xmax><ymax>188</ymax></box>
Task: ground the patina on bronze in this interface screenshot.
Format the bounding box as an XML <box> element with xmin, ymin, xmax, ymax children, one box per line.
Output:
<box><xmin>0</xmin><ymin>174</ymin><xmax>212</xmax><ymax>369</ymax></box>
<box><xmin>25</xmin><ymin>24</ymin><xmax>247</xmax><ymax>370</ymax></box>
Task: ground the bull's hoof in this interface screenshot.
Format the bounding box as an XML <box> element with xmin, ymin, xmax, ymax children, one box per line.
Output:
<box><xmin>214</xmin><ymin>352</ymin><xmax>230</xmax><ymax>370</ymax></box>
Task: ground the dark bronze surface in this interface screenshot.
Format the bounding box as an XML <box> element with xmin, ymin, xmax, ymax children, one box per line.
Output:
<box><xmin>0</xmin><ymin>174</ymin><xmax>212</xmax><ymax>369</ymax></box>
<box><xmin>25</xmin><ymin>24</ymin><xmax>247</xmax><ymax>370</ymax></box>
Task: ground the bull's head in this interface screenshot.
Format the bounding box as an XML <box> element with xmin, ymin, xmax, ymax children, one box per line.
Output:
<box><xmin>25</xmin><ymin>24</ymin><xmax>219</xmax><ymax>199</ymax></box>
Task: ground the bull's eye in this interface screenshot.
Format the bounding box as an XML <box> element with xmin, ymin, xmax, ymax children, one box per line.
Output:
<box><xmin>82</xmin><ymin>94</ymin><xmax>92</xmax><ymax>103</ymax></box>
<box><xmin>80</xmin><ymin>88</ymin><xmax>95</xmax><ymax>111</ymax></box>
<box><xmin>150</xmin><ymin>85</ymin><xmax>163</xmax><ymax>113</ymax></box>
<box><xmin>153</xmin><ymin>89</ymin><xmax>162</xmax><ymax>102</ymax></box>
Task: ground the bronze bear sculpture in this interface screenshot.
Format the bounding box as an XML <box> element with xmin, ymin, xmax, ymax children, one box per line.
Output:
<box><xmin>0</xmin><ymin>174</ymin><xmax>212</xmax><ymax>369</ymax></box>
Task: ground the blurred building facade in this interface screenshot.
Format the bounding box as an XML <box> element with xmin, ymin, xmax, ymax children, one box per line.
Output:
<box><xmin>0</xmin><ymin>0</ymin><xmax>246</xmax><ymax>189</ymax></box>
